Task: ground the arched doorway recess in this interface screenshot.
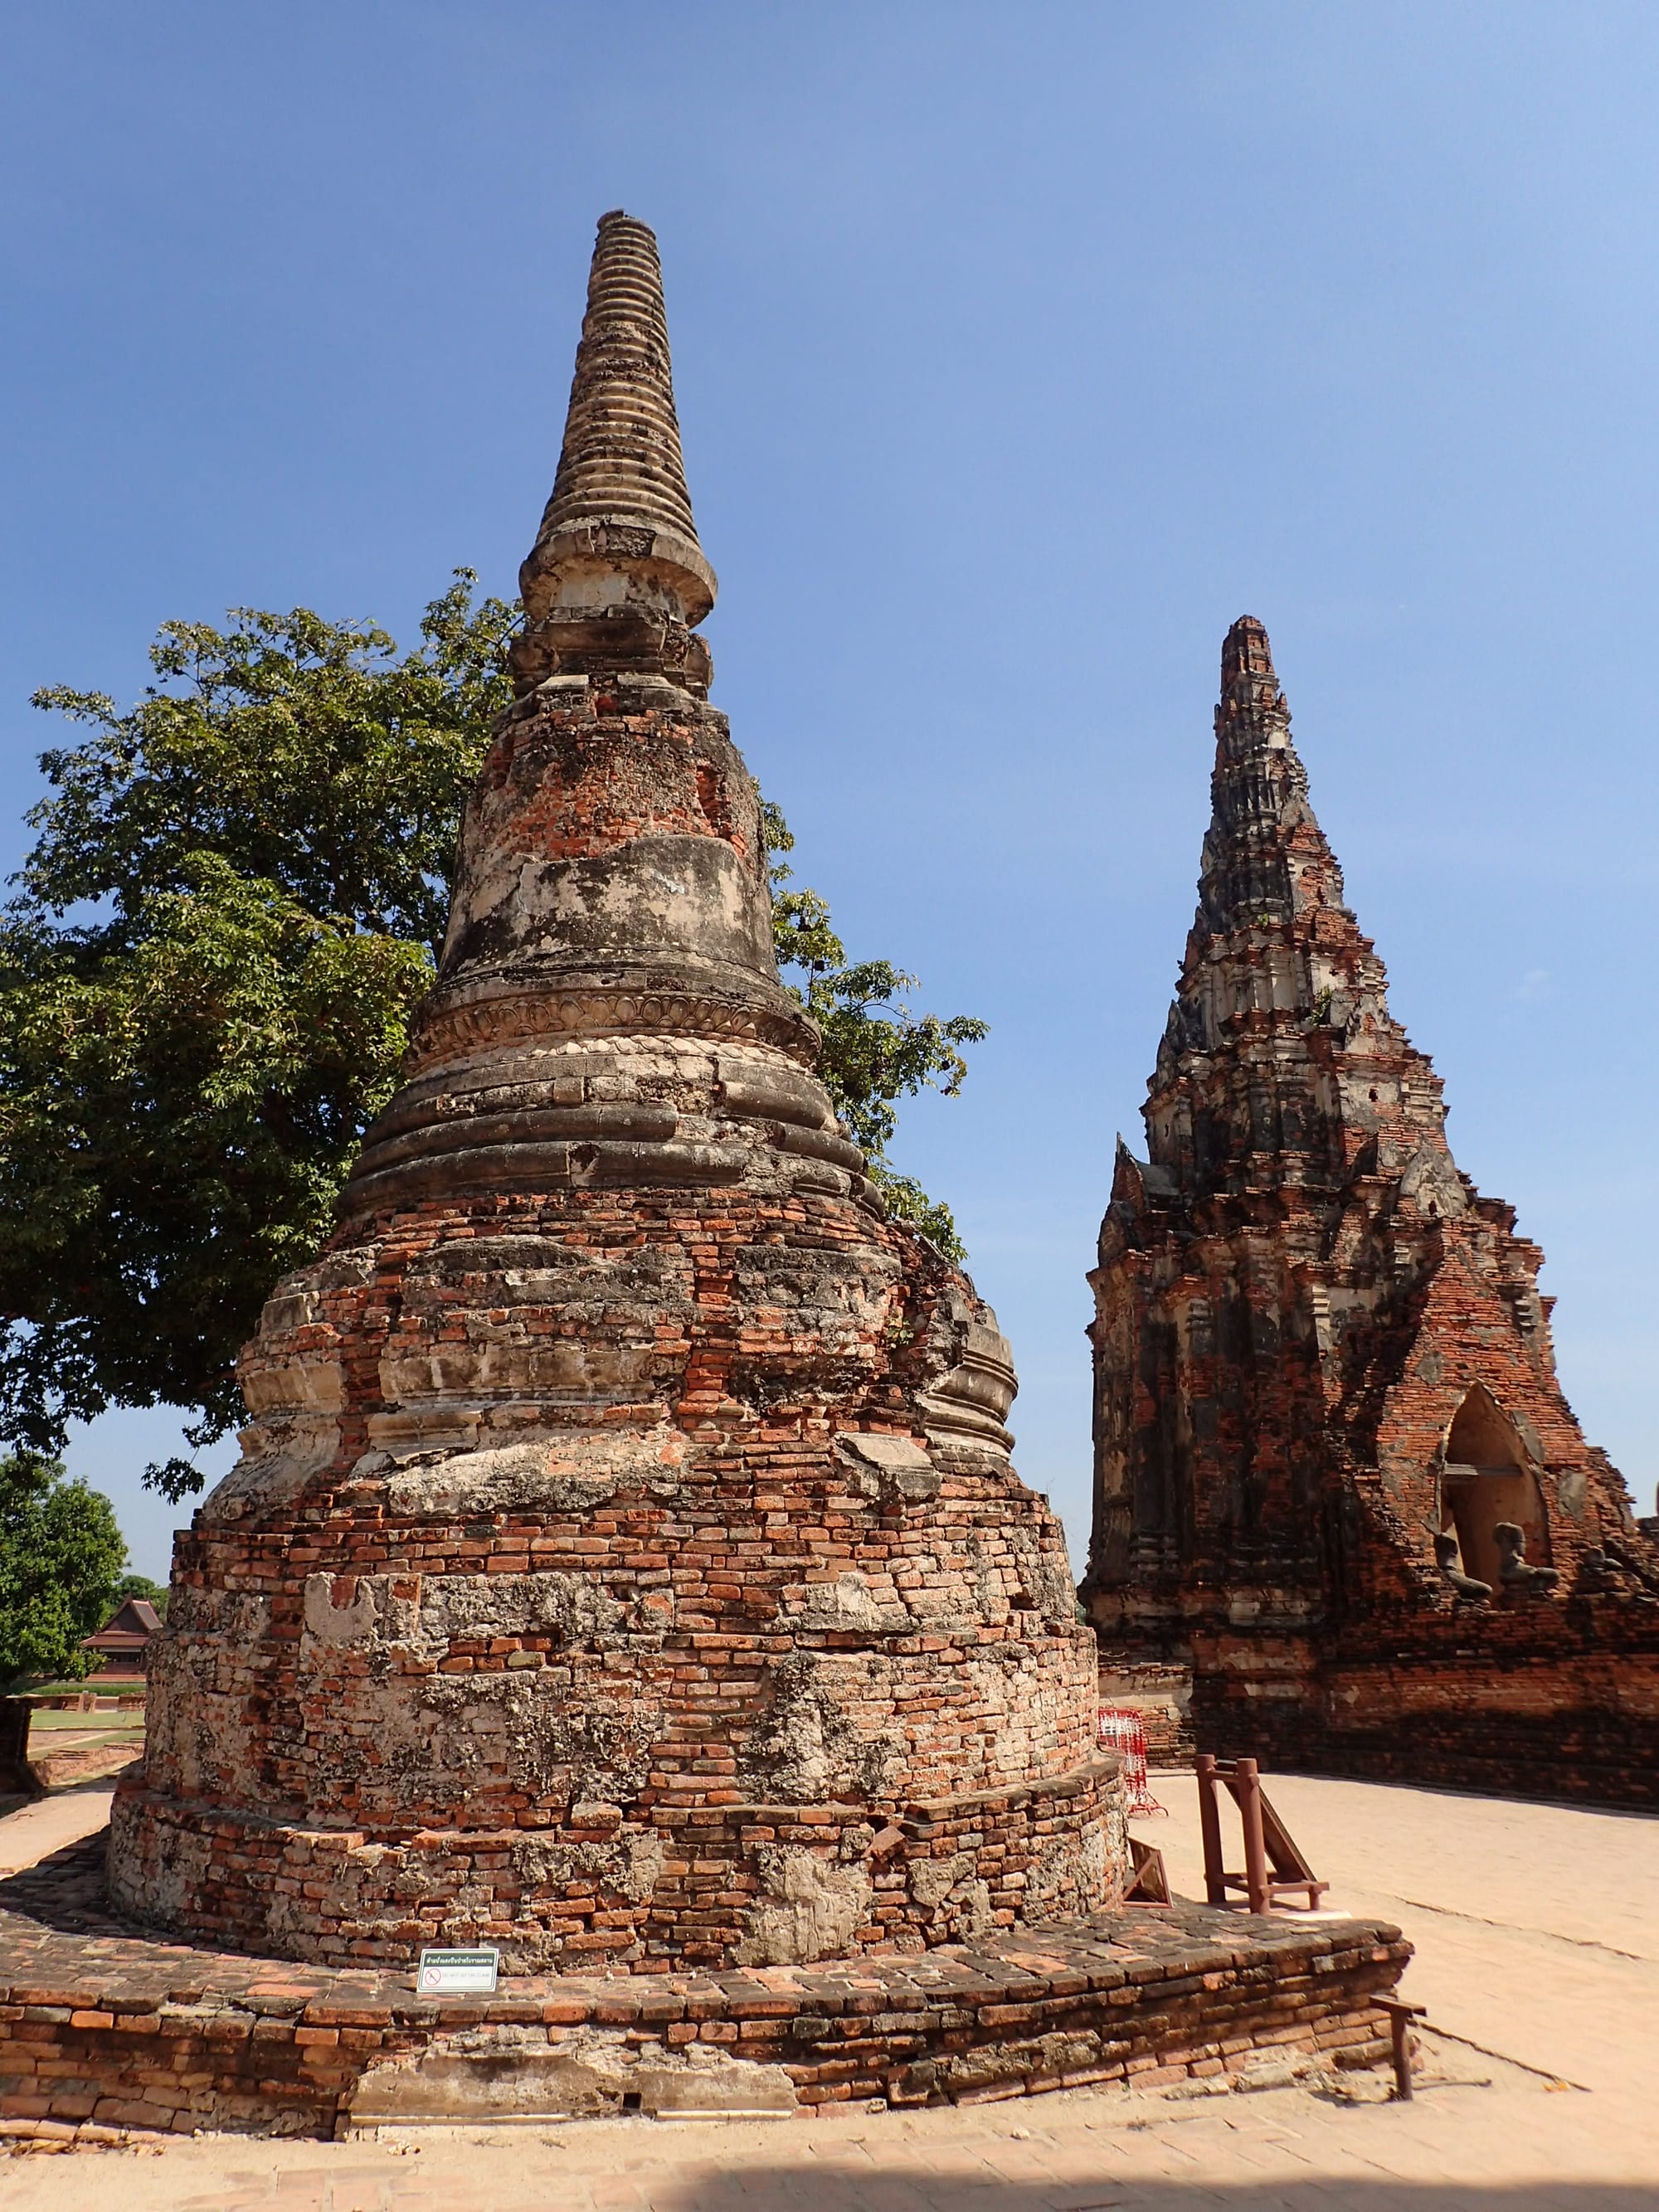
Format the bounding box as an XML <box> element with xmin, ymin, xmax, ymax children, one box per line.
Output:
<box><xmin>1439</xmin><ymin>1385</ymin><xmax>1551</xmax><ymax>1588</ymax></box>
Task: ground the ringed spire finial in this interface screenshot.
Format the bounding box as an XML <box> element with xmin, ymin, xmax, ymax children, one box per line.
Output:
<box><xmin>516</xmin><ymin>211</ymin><xmax>718</xmax><ymax>690</ymax></box>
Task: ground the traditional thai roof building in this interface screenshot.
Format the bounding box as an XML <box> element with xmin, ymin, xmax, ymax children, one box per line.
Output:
<box><xmin>82</xmin><ymin>1596</ymin><xmax>161</xmax><ymax>1682</ymax></box>
<box><xmin>1083</xmin><ymin>618</ymin><xmax>1659</xmax><ymax>1804</ymax></box>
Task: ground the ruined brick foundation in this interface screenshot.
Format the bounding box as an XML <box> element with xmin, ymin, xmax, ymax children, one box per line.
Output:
<box><xmin>109</xmin><ymin>211</ymin><xmax>1117</xmax><ymax>1970</ymax></box>
<box><xmin>1084</xmin><ymin>619</ymin><xmax>1659</xmax><ymax>1807</ymax></box>
<box><xmin>1095</xmin><ymin>1660</ymin><xmax>1194</xmax><ymax>1767</ymax></box>
<box><xmin>3</xmin><ymin>1834</ymin><xmax>1408</xmax><ymax>2137</ymax></box>
<box><xmin>1180</xmin><ymin>1613</ymin><xmax>1659</xmax><ymax>1807</ymax></box>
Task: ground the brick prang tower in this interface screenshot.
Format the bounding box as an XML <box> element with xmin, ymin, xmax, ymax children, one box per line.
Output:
<box><xmin>112</xmin><ymin>212</ymin><xmax>1117</xmax><ymax>1968</ymax></box>
<box><xmin>1082</xmin><ymin>617</ymin><xmax>1659</xmax><ymax>1803</ymax></box>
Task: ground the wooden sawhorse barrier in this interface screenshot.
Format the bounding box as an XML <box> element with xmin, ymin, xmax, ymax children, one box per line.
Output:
<box><xmin>1195</xmin><ymin>1753</ymin><xmax>1329</xmax><ymax>1915</ymax></box>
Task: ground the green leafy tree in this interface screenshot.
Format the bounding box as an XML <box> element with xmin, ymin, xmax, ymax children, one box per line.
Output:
<box><xmin>0</xmin><ymin>575</ymin><xmax>517</xmax><ymax>1495</ymax></box>
<box><xmin>0</xmin><ymin>1452</ymin><xmax>126</xmax><ymax>1688</ymax></box>
<box><xmin>1</xmin><ymin>578</ymin><xmax>984</xmax><ymax>1500</ymax></box>
<box><xmin>762</xmin><ymin>804</ymin><xmax>985</xmax><ymax>1259</ymax></box>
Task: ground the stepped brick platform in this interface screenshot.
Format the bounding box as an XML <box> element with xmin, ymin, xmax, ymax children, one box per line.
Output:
<box><xmin>1</xmin><ymin>1831</ymin><xmax>1406</xmax><ymax>2138</ymax></box>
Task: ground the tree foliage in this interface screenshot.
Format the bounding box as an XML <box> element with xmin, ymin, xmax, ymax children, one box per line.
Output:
<box><xmin>0</xmin><ymin>576</ymin><xmax>516</xmax><ymax>1483</ymax></box>
<box><xmin>0</xmin><ymin>1452</ymin><xmax>126</xmax><ymax>1688</ymax></box>
<box><xmin>0</xmin><ymin>580</ymin><xmax>984</xmax><ymax>1498</ymax></box>
<box><xmin>762</xmin><ymin>803</ymin><xmax>985</xmax><ymax>1258</ymax></box>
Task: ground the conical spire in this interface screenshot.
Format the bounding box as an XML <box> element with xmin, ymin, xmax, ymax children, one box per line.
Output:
<box><xmin>1143</xmin><ymin>615</ymin><xmax>1436</xmax><ymax>1194</ymax></box>
<box><xmin>116</xmin><ymin>197</ymin><xmax>1105</xmax><ymax>1993</ymax></box>
<box><xmin>516</xmin><ymin>212</ymin><xmax>717</xmax><ymax>687</ymax></box>
<box><xmin>1198</xmin><ymin>615</ymin><xmax>1319</xmax><ymax>936</ymax></box>
<box><xmin>542</xmin><ymin>211</ymin><xmax>705</xmax><ymax>557</ymax></box>
<box><xmin>341</xmin><ymin>207</ymin><xmax>814</xmax><ymax>1141</ymax></box>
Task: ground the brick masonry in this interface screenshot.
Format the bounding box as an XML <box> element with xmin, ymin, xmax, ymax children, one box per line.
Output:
<box><xmin>1083</xmin><ymin>619</ymin><xmax>1659</xmax><ymax>1806</ymax></box>
<box><xmin>109</xmin><ymin>212</ymin><xmax>1115</xmax><ymax>1970</ymax></box>
<box><xmin>1094</xmin><ymin>1662</ymin><xmax>1194</xmax><ymax>1766</ymax></box>
<box><xmin>1</xmin><ymin>1832</ymin><xmax>1408</xmax><ymax>2138</ymax></box>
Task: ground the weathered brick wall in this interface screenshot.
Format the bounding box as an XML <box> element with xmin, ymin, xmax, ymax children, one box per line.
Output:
<box><xmin>1083</xmin><ymin>617</ymin><xmax>1659</xmax><ymax>1806</ymax></box>
<box><xmin>114</xmin><ymin>1748</ymin><xmax>1121</xmax><ymax>1971</ymax></box>
<box><xmin>113</xmin><ymin>691</ymin><xmax>1111</xmax><ymax>1971</ymax></box>
<box><xmin>2</xmin><ymin>1841</ymin><xmax>1408</xmax><ymax>2137</ymax></box>
<box><xmin>1096</xmin><ymin>1660</ymin><xmax>1194</xmax><ymax>1764</ymax></box>
<box><xmin>0</xmin><ymin>1703</ymin><xmax>35</xmax><ymax>1800</ymax></box>
<box><xmin>1190</xmin><ymin>1611</ymin><xmax>1659</xmax><ymax>1806</ymax></box>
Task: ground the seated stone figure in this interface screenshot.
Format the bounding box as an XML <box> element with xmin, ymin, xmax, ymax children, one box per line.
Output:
<box><xmin>1494</xmin><ymin>1521</ymin><xmax>1559</xmax><ymax>1597</ymax></box>
<box><xmin>1580</xmin><ymin>1544</ymin><xmax>1618</xmax><ymax>1591</ymax></box>
<box><xmin>1433</xmin><ymin>1531</ymin><xmax>1492</xmax><ymax>1602</ymax></box>
<box><xmin>1581</xmin><ymin>1544</ymin><xmax>1659</xmax><ymax>1605</ymax></box>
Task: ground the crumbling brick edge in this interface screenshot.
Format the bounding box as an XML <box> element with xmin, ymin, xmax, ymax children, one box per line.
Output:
<box><xmin>0</xmin><ymin>1840</ymin><xmax>1409</xmax><ymax>2140</ymax></box>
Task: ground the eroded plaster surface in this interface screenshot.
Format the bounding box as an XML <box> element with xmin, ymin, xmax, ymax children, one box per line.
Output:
<box><xmin>110</xmin><ymin>211</ymin><xmax>1117</xmax><ymax>1966</ymax></box>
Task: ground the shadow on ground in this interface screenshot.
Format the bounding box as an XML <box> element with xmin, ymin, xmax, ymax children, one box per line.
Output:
<box><xmin>0</xmin><ymin>1829</ymin><xmax>128</xmax><ymax>1934</ymax></box>
<box><xmin>635</xmin><ymin>2182</ymin><xmax>1652</xmax><ymax>2212</ymax></box>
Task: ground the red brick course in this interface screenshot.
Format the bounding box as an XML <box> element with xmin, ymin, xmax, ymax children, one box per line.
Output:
<box><xmin>1084</xmin><ymin>619</ymin><xmax>1659</xmax><ymax>1805</ymax></box>
<box><xmin>2</xmin><ymin>1834</ymin><xmax>1408</xmax><ymax>2136</ymax></box>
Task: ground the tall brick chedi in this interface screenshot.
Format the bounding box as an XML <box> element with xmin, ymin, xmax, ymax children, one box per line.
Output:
<box><xmin>1083</xmin><ymin>618</ymin><xmax>1659</xmax><ymax>1802</ymax></box>
<box><xmin>112</xmin><ymin>214</ymin><xmax>1116</xmax><ymax>1967</ymax></box>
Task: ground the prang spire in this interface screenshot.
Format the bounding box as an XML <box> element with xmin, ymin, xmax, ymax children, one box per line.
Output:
<box><xmin>1145</xmin><ymin>615</ymin><xmax>1439</xmax><ymax>1194</ymax></box>
<box><xmin>1219</xmin><ymin>611</ymin><xmax>1280</xmax><ymax>707</ymax></box>
<box><xmin>1087</xmin><ymin>614</ymin><xmax>1655</xmax><ymax>1802</ymax></box>
<box><xmin>516</xmin><ymin>211</ymin><xmax>718</xmax><ymax>689</ymax></box>
<box><xmin>1198</xmin><ymin>615</ymin><xmax>1322</xmax><ymax>938</ymax></box>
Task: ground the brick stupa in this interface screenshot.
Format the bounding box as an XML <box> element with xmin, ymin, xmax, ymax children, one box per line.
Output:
<box><xmin>1082</xmin><ymin>618</ymin><xmax>1659</xmax><ymax>1803</ymax></box>
<box><xmin>112</xmin><ymin>213</ymin><xmax>1117</xmax><ymax>1967</ymax></box>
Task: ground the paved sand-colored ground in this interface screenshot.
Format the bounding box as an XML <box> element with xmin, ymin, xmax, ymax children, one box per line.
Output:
<box><xmin>3</xmin><ymin>1770</ymin><xmax>1657</xmax><ymax>2210</ymax></box>
<box><xmin>0</xmin><ymin>1777</ymin><xmax>124</xmax><ymax>1876</ymax></box>
<box><xmin>1133</xmin><ymin>1767</ymin><xmax>1659</xmax><ymax>2104</ymax></box>
<box><xmin>3</xmin><ymin>2054</ymin><xmax>1651</xmax><ymax>2212</ymax></box>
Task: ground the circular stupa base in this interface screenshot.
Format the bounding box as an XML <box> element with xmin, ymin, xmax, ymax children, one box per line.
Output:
<box><xmin>3</xmin><ymin>1825</ymin><xmax>1409</xmax><ymax>2137</ymax></box>
<box><xmin>109</xmin><ymin>1756</ymin><xmax>1121</xmax><ymax>1972</ymax></box>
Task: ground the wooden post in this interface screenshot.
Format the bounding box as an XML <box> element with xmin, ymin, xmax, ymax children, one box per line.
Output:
<box><xmin>1236</xmin><ymin>1756</ymin><xmax>1271</xmax><ymax>1914</ymax></box>
<box><xmin>1376</xmin><ymin>1997</ymin><xmax>1426</xmax><ymax>2101</ymax></box>
<box><xmin>1195</xmin><ymin>1753</ymin><xmax>1228</xmax><ymax>1905</ymax></box>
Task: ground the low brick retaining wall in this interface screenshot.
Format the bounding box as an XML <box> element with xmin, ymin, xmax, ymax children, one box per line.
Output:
<box><xmin>0</xmin><ymin>1829</ymin><xmax>1408</xmax><ymax>2138</ymax></box>
<box><xmin>1096</xmin><ymin>1660</ymin><xmax>1195</xmax><ymax>1765</ymax></box>
<box><xmin>1186</xmin><ymin>1628</ymin><xmax>1659</xmax><ymax>1810</ymax></box>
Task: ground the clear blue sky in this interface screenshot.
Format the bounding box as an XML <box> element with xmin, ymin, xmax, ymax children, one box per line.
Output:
<box><xmin>3</xmin><ymin>3</ymin><xmax>1656</xmax><ymax>1580</ymax></box>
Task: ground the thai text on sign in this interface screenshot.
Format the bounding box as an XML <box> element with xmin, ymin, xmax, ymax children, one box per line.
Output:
<box><xmin>416</xmin><ymin>1947</ymin><xmax>499</xmax><ymax>1994</ymax></box>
